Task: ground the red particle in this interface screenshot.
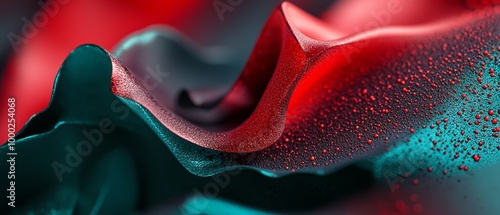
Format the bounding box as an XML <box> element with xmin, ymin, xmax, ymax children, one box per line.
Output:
<box><xmin>473</xmin><ymin>155</ymin><xmax>481</xmax><ymax>162</ymax></box>
<box><xmin>488</xmin><ymin>110</ymin><xmax>494</xmax><ymax>115</ymax></box>
<box><xmin>476</xmin><ymin>114</ymin><xmax>481</xmax><ymax>119</ymax></box>
<box><xmin>412</xmin><ymin>179</ymin><xmax>419</xmax><ymax>185</ymax></box>
<box><xmin>497</xmin><ymin>146</ymin><xmax>500</xmax><ymax>150</ymax></box>
<box><xmin>492</xmin><ymin>119</ymin><xmax>498</xmax><ymax>124</ymax></box>
<box><xmin>458</xmin><ymin>165</ymin><xmax>463</xmax><ymax>170</ymax></box>
<box><xmin>493</xmin><ymin>127</ymin><xmax>500</xmax><ymax>132</ymax></box>
<box><xmin>443</xmin><ymin>170</ymin><xmax>448</xmax><ymax>175</ymax></box>
<box><xmin>464</xmin><ymin>166</ymin><xmax>469</xmax><ymax>171</ymax></box>
<box><xmin>367</xmin><ymin>139</ymin><xmax>372</xmax><ymax>144</ymax></box>
<box><xmin>322</xmin><ymin>149</ymin><xmax>327</xmax><ymax>153</ymax></box>
<box><xmin>427</xmin><ymin>167</ymin><xmax>433</xmax><ymax>172</ymax></box>
<box><xmin>393</xmin><ymin>184</ymin><xmax>400</xmax><ymax>190</ymax></box>
<box><xmin>457</xmin><ymin>111</ymin><xmax>462</xmax><ymax>115</ymax></box>
<box><xmin>410</xmin><ymin>128</ymin><xmax>415</xmax><ymax>133</ymax></box>
<box><xmin>373</xmin><ymin>134</ymin><xmax>379</xmax><ymax>138</ymax></box>
<box><xmin>309</xmin><ymin>156</ymin><xmax>315</xmax><ymax>161</ymax></box>
<box><xmin>403</xmin><ymin>173</ymin><xmax>409</xmax><ymax>178</ymax></box>
<box><xmin>362</xmin><ymin>89</ymin><xmax>368</xmax><ymax>94</ymax></box>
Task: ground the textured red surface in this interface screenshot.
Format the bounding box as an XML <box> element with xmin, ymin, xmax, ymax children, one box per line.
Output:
<box><xmin>111</xmin><ymin>2</ymin><xmax>500</xmax><ymax>153</ymax></box>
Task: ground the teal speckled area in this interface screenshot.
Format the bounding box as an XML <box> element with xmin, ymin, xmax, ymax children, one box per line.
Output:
<box><xmin>374</xmin><ymin>41</ymin><xmax>500</xmax><ymax>180</ymax></box>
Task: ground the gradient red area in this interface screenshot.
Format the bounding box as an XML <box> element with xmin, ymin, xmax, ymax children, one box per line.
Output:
<box><xmin>0</xmin><ymin>0</ymin><xmax>207</xmax><ymax>143</ymax></box>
